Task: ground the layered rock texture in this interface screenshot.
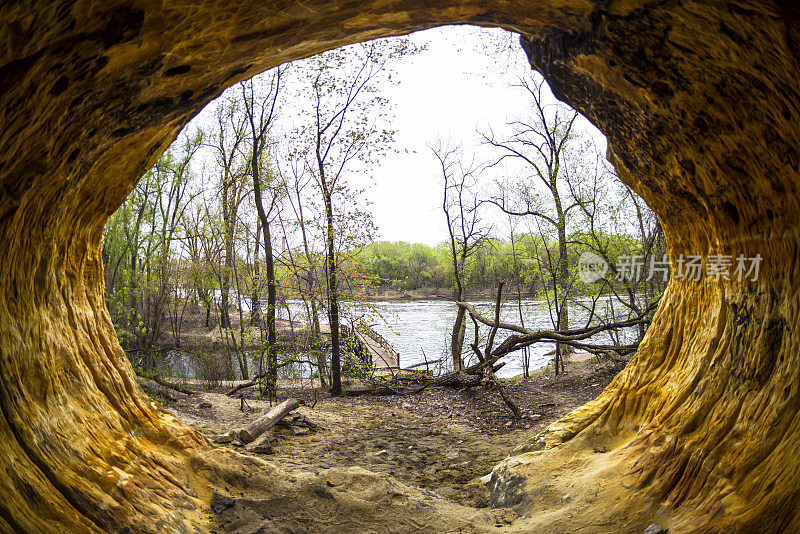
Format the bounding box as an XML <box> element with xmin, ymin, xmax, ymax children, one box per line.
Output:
<box><xmin>1</xmin><ymin>1</ymin><xmax>799</xmax><ymax>532</ymax></box>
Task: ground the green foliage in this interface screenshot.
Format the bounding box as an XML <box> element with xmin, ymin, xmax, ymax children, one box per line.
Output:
<box><xmin>356</xmin><ymin>230</ymin><xmax>658</xmax><ymax>297</ymax></box>
<box><xmin>100</xmin><ymin>34</ymin><xmax>664</xmax><ymax>385</ymax></box>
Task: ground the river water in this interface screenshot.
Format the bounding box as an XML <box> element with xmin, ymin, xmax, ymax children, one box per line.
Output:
<box><xmin>277</xmin><ymin>297</ymin><xmax>632</xmax><ymax>379</ymax></box>
<box><xmin>165</xmin><ymin>297</ymin><xmax>632</xmax><ymax>380</ymax></box>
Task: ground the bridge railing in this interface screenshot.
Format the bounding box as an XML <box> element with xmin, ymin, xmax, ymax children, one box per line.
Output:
<box><xmin>356</xmin><ymin>322</ymin><xmax>400</xmax><ymax>367</ymax></box>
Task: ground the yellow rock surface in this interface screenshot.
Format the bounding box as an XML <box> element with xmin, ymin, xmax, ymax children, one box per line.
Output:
<box><xmin>1</xmin><ymin>1</ymin><xmax>799</xmax><ymax>532</ymax></box>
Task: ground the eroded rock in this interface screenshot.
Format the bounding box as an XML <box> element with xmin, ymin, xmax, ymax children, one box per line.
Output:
<box><xmin>2</xmin><ymin>1</ymin><xmax>800</xmax><ymax>532</ymax></box>
<box><xmin>211</xmin><ymin>492</ymin><xmax>236</xmax><ymax>514</ymax></box>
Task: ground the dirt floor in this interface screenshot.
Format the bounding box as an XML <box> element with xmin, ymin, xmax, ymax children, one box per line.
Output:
<box><xmin>151</xmin><ymin>358</ymin><xmax>623</xmax><ymax>531</ymax></box>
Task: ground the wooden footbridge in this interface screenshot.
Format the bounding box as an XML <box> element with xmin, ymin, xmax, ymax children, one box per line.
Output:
<box><xmin>354</xmin><ymin>324</ymin><xmax>400</xmax><ymax>372</ymax></box>
<box><xmin>320</xmin><ymin>321</ymin><xmax>400</xmax><ymax>373</ymax></box>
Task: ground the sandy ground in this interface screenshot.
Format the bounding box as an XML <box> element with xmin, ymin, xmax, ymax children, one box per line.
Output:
<box><xmin>174</xmin><ymin>391</ymin><xmax>527</xmax><ymax>508</ymax></box>
<box><xmin>151</xmin><ymin>358</ymin><xmax>624</xmax><ymax>533</ymax></box>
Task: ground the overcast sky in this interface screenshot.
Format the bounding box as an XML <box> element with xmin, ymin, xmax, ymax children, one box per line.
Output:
<box><xmin>187</xmin><ymin>25</ymin><xmax>609</xmax><ymax>247</ymax></box>
<box><xmin>348</xmin><ymin>26</ymin><xmax>608</xmax><ymax>245</ymax></box>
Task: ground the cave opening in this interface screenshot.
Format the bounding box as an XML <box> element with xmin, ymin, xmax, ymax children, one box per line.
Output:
<box><xmin>2</xmin><ymin>2</ymin><xmax>799</xmax><ymax>532</ymax></box>
<box><xmin>102</xmin><ymin>26</ymin><xmax>668</xmax><ymax>518</ymax></box>
<box><xmin>108</xmin><ymin>25</ymin><xmax>657</xmax><ymax>383</ymax></box>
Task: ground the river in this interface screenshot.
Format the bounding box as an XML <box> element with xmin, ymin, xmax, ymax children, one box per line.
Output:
<box><xmin>278</xmin><ymin>297</ymin><xmax>633</xmax><ymax>379</ymax></box>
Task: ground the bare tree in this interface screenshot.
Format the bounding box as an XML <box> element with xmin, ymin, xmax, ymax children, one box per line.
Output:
<box><xmin>482</xmin><ymin>76</ymin><xmax>584</xmax><ymax>375</ymax></box>
<box><xmin>431</xmin><ymin>140</ymin><xmax>488</xmax><ymax>372</ymax></box>
<box><xmin>203</xmin><ymin>95</ymin><xmax>250</xmax><ymax>330</ymax></box>
<box><xmin>295</xmin><ymin>41</ymin><xmax>408</xmax><ymax>395</ymax></box>
<box><xmin>240</xmin><ymin>70</ymin><xmax>282</xmax><ymax>399</ymax></box>
<box><xmin>276</xmin><ymin>156</ymin><xmax>331</xmax><ymax>386</ymax></box>
<box><xmin>571</xmin><ymin>162</ymin><xmax>667</xmax><ymax>345</ymax></box>
<box><xmin>183</xmin><ymin>205</ymin><xmax>217</xmax><ymax>328</ymax></box>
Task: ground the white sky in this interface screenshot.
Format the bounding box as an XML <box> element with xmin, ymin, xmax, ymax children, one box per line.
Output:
<box><xmin>186</xmin><ymin>25</ymin><xmax>609</xmax><ymax>247</ymax></box>
<box><xmin>353</xmin><ymin>26</ymin><xmax>607</xmax><ymax>246</ymax></box>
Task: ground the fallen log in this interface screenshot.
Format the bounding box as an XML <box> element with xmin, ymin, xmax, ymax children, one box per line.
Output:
<box><xmin>226</xmin><ymin>360</ymin><xmax>311</xmax><ymax>396</ymax></box>
<box><xmin>226</xmin><ymin>379</ymin><xmax>257</xmax><ymax>397</ymax></box>
<box><xmin>343</xmin><ymin>361</ymin><xmax>507</xmax><ymax>397</ymax></box>
<box><xmin>135</xmin><ymin>370</ymin><xmax>196</xmax><ymax>396</ymax></box>
<box><xmin>238</xmin><ymin>398</ymin><xmax>300</xmax><ymax>443</ymax></box>
<box><xmin>401</xmin><ymin>359</ymin><xmax>442</xmax><ymax>371</ymax></box>
<box><xmin>457</xmin><ymin>299</ymin><xmax>659</xmax><ymax>360</ymax></box>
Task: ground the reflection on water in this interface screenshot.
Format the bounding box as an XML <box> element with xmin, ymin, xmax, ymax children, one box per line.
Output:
<box><xmin>166</xmin><ymin>347</ymin><xmax>315</xmax><ymax>382</ymax></box>
<box><xmin>282</xmin><ymin>298</ymin><xmax>633</xmax><ymax>379</ymax></box>
<box><xmin>164</xmin><ymin>298</ymin><xmax>635</xmax><ymax>380</ymax></box>
<box><xmin>364</xmin><ymin>298</ymin><xmax>634</xmax><ymax>378</ymax></box>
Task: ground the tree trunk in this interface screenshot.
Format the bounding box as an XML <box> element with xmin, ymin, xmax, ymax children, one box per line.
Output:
<box><xmin>450</xmin><ymin>303</ymin><xmax>466</xmax><ymax>371</ymax></box>
<box><xmin>318</xmin><ymin>173</ymin><xmax>342</xmax><ymax>396</ymax></box>
<box><xmin>554</xmin><ymin>205</ymin><xmax>569</xmax><ymax>375</ymax></box>
<box><xmin>220</xmin><ymin>185</ymin><xmax>233</xmax><ymax>329</ymax></box>
<box><xmin>220</xmin><ymin>254</ymin><xmax>232</xmax><ymax>329</ymax></box>
<box><xmin>250</xmin><ymin>142</ymin><xmax>278</xmax><ymax>399</ymax></box>
<box><xmin>262</xmin><ymin>219</ymin><xmax>278</xmax><ymax>397</ymax></box>
<box><xmin>310</xmin><ymin>298</ymin><xmax>328</xmax><ymax>387</ymax></box>
<box><xmin>324</xmin><ymin>189</ymin><xmax>342</xmax><ymax>396</ymax></box>
<box><xmin>128</xmin><ymin>245</ymin><xmax>137</xmax><ymax>347</ymax></box>
<box><xmin>251</xmin><ymin>222</ymin><xmax>261</xmax><ymax>327</ymax></box>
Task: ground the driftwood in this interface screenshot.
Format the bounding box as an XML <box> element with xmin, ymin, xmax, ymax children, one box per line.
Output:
<box><xmin>225</xmin><ymin>360</ymin><xmax>311</xmax><ymax>396</ymax></box>
<box><xmin>452</xmin><ymin>289</ymin><xmax>661</xmax><ymax>418</ymax></box>
<box><xmin>464</xmin><ymin>282</ymin><xmax>522</xmax><ymax>419</ymax></box>
<box><xmin>214</xmin><ymin>410</ymin><xmax>317</xmax><ymax>449</ymax></box>
<box><xmin>238</xmin><ymin>398</ymin><xmax>300</xmax><ymax>443</ymax></box>
<box><xmin>345</xmin><ymin>370</ymin><xmax>483</xmax><ymax>397</ymax></box>
<box><xmin>135</xmin><ymin>370</ymin><xmax>197</xmax><ymax>396</ymax></box>
<box><xmin>457</xmin><ymin>299</ymin><xmax>659</xmax><ymax>359</ymax></box>
<box><xmin>401</xmin><ymin>359</ymin><xmax>443</xmax><ymax>371</ymax></box>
